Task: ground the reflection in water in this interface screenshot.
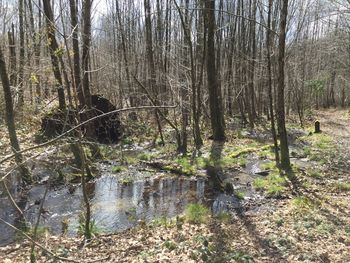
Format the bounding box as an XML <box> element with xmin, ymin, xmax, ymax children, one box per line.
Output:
<box><xmin>18</xmin><ymin>176</ymin><xmax>208</xmax><ymax>239</ymax></box>
<box><xmin>0</xmin><ymin>158</ymin><xmax>269</xmax><ymax>246</ymax></box>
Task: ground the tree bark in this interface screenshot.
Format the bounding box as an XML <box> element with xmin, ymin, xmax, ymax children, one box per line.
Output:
<box><xmin>0</xmin><ymin>45</ymin><xmax>31</xmax><ymax>184</ymax></box>
<box><xmin>144</xmin><ymin>0</ymin><xmax>165</xmax><ymax>147</ymax></box>
<box><xmin>267</xmin><ymin>0</ymin><xmax>280</xmax><ymax>166</ymax></box>
<box><xmin>276</xmin><ymin>0</ymin><xmax>291</xmax><ymax>171</ymax></box>
<box><xmin>204</xmin><ymin>0</ymin><xmax>225</xmax><ymax>141</ymax></box>
<box><xmin>8</xmin><ymin>24</ymin><xmax>17</xmax><ymax>88</ymax></box>
<box><xmin>82</xmin><ymin>0</ymin><xmax>92</xmax><ymax>108</ymax></box>
<box><xmin>42</xmin><ymin>0</ymin><xmax>66</xmax><ymax>110</ymax></box>
<box><xmin>17</xmin><ymin>0</ymin><xmax>25</xmax><ymax>108</ymax></box>
<box><xmin>69</xmin><ymin>0</ymin><xmax>85</xmax><ymax>106</ymax></box>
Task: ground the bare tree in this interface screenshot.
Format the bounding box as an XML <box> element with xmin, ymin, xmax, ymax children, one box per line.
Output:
<box><xmin>0</xmin><ymin>45</ymin><xmax>31</xmax><ymax>184</ymax></box>
<box><xmin>42</xmin><ymin>0</ymin><xmax>66</xmax><ymax>110</ymax></box>
<box><xmin>276</xmin><ymin>0</ymin><xmax>291</xmax><ymax>171</ymax></box>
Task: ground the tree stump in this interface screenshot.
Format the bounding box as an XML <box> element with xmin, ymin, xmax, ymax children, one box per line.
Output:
<box><xmin>314</xmin><ymin>120</ymin><xmax>321</xmax><ymax>133</ymax></box>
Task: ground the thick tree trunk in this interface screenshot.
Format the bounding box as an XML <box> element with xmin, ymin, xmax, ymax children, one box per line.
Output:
<box><xmin>205</xmin><ymin>0</ymin><xmax>225</xmax><ymax>141</ymax></box>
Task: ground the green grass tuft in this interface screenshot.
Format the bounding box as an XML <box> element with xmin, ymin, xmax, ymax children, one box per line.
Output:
<box><xmin>163</xmin><ymin>240</ymin><xmax>177</xmax><ymax>250</ymax></box>
<box><xmin>253</xmin><ymin>172</ymin><xmax>287</xmax><ymax>196</ymax></box>
<box><xmin>185</xmin><ymin>203</ymin><xmax>210</xmax><ymax>224</ymax></box>
<box><xmin>291</xmin><ymin>196</ymin><xmax>315</xmax><ymax>210</ymax></box>
<box><xmin>234</xmin><ymin>190</ymin><xmax>245</xmax><ymax>200</ymax></box>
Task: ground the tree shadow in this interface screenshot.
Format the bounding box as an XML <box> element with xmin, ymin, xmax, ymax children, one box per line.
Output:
<box><xmin>205</xmin><ymin>140</ymin><xmax>285</xmax><ymax>261</ymax></box>
<box><xmin>287</xmin><ymin>173</ymin><xmax>349</xmax><ymax>226</ymax></box>
<box><xmin>206</xmin><ymin>140</ymin><xmax>225</xmax><ymax>191</ymax></box>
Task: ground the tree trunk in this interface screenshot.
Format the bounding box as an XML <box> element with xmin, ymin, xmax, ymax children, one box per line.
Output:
<box><xmin>0</xmin><ymin>45</ymin><xmax>31</xmax><ymax>185</ymax></box>
<box><xmin>267</xmin><ymin>0</ymin><xmax>280</xmax><ymax>166</ymax></box>
<box><xmin>42</xmin><ymin>0</ymin><xmax>66</xmax><ymax>110</ymax></box>
<box><xmin>82</xmin><ymin>0</ymin><xmax>93</xmax><ymax>108</ymax></box>
<box><xmin>276</xmin><ymin>0</ymin><xmax>291</xmax><ymax>171</ymax></box>
<box><xmin>204</xmin><ymin>0</ymin><xmax>225</xmax><ymax>141</ymax></box>
<box><xmin>69</xmin><ymin>0</ymin><xmax>85</xmax><ymax>106</ymax></box>
<box><xmin>18</xmin><ymin>0</ymin><xmax>25</xmax><ymax>108</ymax></box>
<box><xmin>144</xmin><ymin>0</ymin><xmax>165</xmax><ymax>147</ymax></box>
<box><xmin>8</xmin><ymin>24</ymin><xmax>17</xmax><ymax>88</ymax></box>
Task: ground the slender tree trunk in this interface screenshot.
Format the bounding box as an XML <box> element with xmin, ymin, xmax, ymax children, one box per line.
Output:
<box><xmin>42</xmin><ymin>0</ymin><xmax>66</xmax><ymax>110</ymax></box>
<box><xmin>82</xmin><ymin>0</ymin><xmax>92</xmax><ymax>108</ymax></box>
<box><xmin>8</xmin><ymin>24</ymin><xmax>17</xmax><ymax>88</ymax></box>
<box><xmin>0</xmin><ymin>46</ymin><xmax>31</xmax><ymax>185</ymax></box>
<box><xmin>115</xmin><ymin>0</ymin><xmax>133</xmax><ymax>108</ymax></box>
<box><xmin>248</xmin><ymin>0</ymin><xmax>257</xmax><ymax>127</ymax></box>
<box><xmin>18</xmin><ymin>0</ymin><xmax>25</xmax><ymax>108</ymax></box>
<box><xmin>29</xmin><ymin>0</ymin><xmax>42</xmax><ymax>107</ymax></box>
<box><xmin>276</xmin><ymin>0</ymin><xmax>291</xmax><ymax>171</ymax></box>
<box><xmin>144</xmin><ymin>0</ymin><xmax>165</xmax><ymax>146</ymax></box>
<box><xmin>69</xmin><ymin>0</ymin><xmax>85</xmax><ymax>106</ymax></box>
<box><xmin>267</xmin><ymin>0</ymin><xmax>280</xmax><ymax>166</ymax></box>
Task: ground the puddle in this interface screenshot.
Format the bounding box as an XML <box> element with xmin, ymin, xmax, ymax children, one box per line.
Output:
<box><xmin>0</xmin><ymin>153</ymin><xmax>284</xmax><ymax>246</ymax></box>
<box><xmin>1</xmin><ymin>174</ymin><xmax>211</xmax><ymax>245</ymax></box>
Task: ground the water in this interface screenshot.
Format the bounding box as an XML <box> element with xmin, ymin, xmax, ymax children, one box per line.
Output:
<box><xmin>0</xmin><ymin>157</ymin><xmax>270</xmax><ymax>246</ymax></box>
<box><xmin>0</xmin><ymin>175</ymin><xmax>210</xmax><ymax>245</ymax></box>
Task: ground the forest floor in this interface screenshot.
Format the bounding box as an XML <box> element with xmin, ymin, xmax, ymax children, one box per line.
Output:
<box><xmin>0</xmin><ymin>109</ymin><xmax>350</xmax><ymax>262</ymax></box>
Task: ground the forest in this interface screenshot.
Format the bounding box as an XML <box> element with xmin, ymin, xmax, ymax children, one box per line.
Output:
<box><xmin>0</xmin><ymin>0</ymin><xmax>349</xmax><ymax>262</ymax></box>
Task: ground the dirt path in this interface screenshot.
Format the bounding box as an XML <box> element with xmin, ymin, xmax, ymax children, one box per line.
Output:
<box><xmin>317</xmin><ymin>109</ymin><xmax>350</xmax><ymax>142</ymax></box>
<box><xmin>316</xmin><ymin>109</ymin><xmax>350</xmax><ymax>174</ymax></box>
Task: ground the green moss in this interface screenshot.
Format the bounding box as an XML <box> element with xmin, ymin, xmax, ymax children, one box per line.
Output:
<box><xmin>266</xmin><ymin>184</ymin><xmax>285</xmax><ymax>195</ymax></box>
<box><xmin>28</xmin><ymin>226</ymin><xmax>49</xmax><ymax>238</ymax></box>
<box><xmin>185</xmin><ymin>203</ymin><xmax>209</xmax><ymax>224</ymax></box>
<box><xmin>126</xmin><ymin>207</ymin><xmax>137</xmax><ymax>221</ymax></box>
